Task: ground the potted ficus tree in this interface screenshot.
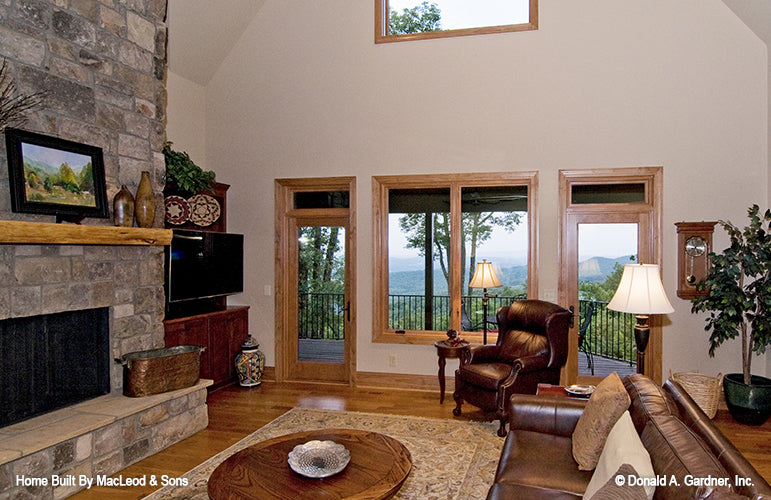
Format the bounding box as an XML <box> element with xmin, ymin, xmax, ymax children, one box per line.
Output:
<box><xmin>691</xmin><ymin>204</ymin><xmax>771</xmax><ymax>425</ymax></box>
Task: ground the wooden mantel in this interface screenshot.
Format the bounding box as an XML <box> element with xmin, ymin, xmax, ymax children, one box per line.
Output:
<box><xmin>0</xmin><ymin>220</ymin><xmax>172</xmax><ymax>246</ymax></box>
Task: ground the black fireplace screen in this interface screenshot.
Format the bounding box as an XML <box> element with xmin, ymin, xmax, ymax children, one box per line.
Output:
<box><xmin>0</xmin><ymin>307</ymin><xmax>110</xmax><ymax>428</ymax></box>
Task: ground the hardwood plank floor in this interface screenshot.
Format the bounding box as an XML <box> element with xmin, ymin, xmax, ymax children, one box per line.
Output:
<box><xmin>69</xmin><ymin>381</ymin><xmax>771</xmax><ymax>499</ymax></box>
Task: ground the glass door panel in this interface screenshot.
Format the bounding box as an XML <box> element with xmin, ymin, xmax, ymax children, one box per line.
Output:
<box><xmin>297</xmin><ymin>225</ymin><xmax>346</xmax><ymax>364</ymax></box>
<box><xmin>576</xmin><ymin>223</ymin><xmax>638</xmax><ymax>378</ymax></box>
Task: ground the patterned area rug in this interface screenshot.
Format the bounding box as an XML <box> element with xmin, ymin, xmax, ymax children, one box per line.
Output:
<box><xmin>145</xmin><ymin>407</ymin><xmax>504</xmax><ymax>499</ymax></box>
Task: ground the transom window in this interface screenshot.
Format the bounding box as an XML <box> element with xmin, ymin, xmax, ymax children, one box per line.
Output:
<box><xmin>373</xmin><ymin>172</ymin><xmax>538</xmax><ymax>345</ymax></box>
<box><xmin>375</xmin><ymin>0</ymin><xmax>538</xmax><ymax>43</ymax></box>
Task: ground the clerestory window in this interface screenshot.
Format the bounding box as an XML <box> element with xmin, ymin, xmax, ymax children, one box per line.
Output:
<box><xmin>375</xmin><ymin>0</ymin><xmax>538</xmax><ymax>43</ymax></box>
<box><xmin>373</xmin><ymin>172</ymin><xmax>538</xmax><ymax>345</ymax></box>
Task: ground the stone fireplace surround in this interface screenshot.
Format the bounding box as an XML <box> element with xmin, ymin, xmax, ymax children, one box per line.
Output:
<box><xmin>0</xmin><ymin>224</ymin><xmax>210</xmax><ymax>499</ymax></box>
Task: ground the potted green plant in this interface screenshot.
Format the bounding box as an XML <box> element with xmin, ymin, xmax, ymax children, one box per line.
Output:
<box><xmin>690</xmin><ymin>204</ymin><xmax>771</xmax><ymax>425</ymax></box>
<box><xmin>162</xmin><ymin>142</ymin><xmax>216</xmax><ymax>196</ymax></box>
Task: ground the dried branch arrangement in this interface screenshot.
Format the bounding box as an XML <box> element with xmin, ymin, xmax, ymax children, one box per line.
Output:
<box><xmin>0</xmin><ymin>59</ymin><xmax>45</xmax><ymax>131</ymax></box>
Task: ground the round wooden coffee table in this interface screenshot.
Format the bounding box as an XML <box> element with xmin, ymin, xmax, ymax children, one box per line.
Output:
<box><xmin>207</xmin><ymin>429</ymin><xmax>412</xmax><ymax>500</ymax></box>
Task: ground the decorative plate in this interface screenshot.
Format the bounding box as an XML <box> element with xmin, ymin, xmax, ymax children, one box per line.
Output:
<box><xmin>565</xmin><ymin>384</ymin><xmax>596</xmax><ymax>397</ymax></box>
<box><xmin>187</xmin><ymin>194</ymin><xmax>221</xmax><ymax>227</ymax></box>
<box><xmin>164</xmin><ymin>195</ymin><xmax>189</xmax><ymax>225</ymax></box>
<box><xmin>288</xmin><ymin>440</ymin><xmax>350</xmax><ymax>478</ymax></box>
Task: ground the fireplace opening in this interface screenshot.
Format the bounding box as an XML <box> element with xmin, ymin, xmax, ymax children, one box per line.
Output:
<box><xmin>0</xmin><ymin>307</ymin><xmax>110</xmax><ymax>428</ymax></box>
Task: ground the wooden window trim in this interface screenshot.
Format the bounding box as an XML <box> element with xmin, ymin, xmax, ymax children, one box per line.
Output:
<box><xmin>372</xmin><ymin>171</ymin><xmax>538</xmax><ymax>346</ymax></box>
<box><xmin>375</xmin><ymin>0</ymin><xmax>538</xmax><ymax>44</ymax></box>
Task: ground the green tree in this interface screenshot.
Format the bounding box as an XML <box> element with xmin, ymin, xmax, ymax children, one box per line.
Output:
<box><xmin>79</xmin><ymin>162</ymin><xmax>94</xmax><ymax>192</ymax></box>
<box><xmin>58</xmin><ymin>162</ymin><xmax>79</xmax><ymax>193</ymax></box>
<box><xmin>389</xmin><ymin>1</ymin><xmax>441</xmax><ymax>35</ymax></box>
<box><xmin>398</xmin><ymin>211</ymin><xmax>523</xmax><ymax>295</ymax></box>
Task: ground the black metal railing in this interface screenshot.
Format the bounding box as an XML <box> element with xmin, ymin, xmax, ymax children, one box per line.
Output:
<box><xmin>298</xmin><ymin>293</ymin><xmax>346</xmax><ymax>340</ymax></box>
<box><xmin>298</xmin><ymin>293</ymin><xmax>637</xmax><ymax>366</ymax></box>
<box><xmin>578</xmin><ymin>299</ymin><xmax>636</xmax><ymax>364</ymax></box>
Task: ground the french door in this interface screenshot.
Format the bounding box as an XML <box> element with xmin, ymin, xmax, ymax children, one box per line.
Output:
<box><xmin>559</xmin><ymin>168</ymin><xmax>663</xmax><ymax>385</ymax></box>
<box><xmin>275</xmin><ymin>178</ymin><xmax>356</xmax><ymax>384</ymax></box>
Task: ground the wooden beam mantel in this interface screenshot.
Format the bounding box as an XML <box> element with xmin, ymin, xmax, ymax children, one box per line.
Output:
<box><xmin>0</xmin><ymin>220</ymin><xmax>172</xmax><ymax>246</ymax></box>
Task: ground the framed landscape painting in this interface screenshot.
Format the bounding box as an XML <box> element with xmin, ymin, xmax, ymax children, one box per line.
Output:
<box><xmin>5</xmin><ymin>128</ymin><xmax>109</xmax><ymax>222</ymax></box>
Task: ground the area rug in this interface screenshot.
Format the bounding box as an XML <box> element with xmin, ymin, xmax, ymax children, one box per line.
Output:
<box><xmin>145</xmin><ymin>407</ymin><xmax>504</xmax><ymax>499</ymax></box>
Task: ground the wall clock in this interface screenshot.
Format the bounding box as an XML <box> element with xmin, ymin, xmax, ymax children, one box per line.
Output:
<box><xmin>675</xmin><ymin>221</ymin><xmax>717</xmax><ymax>299</ymax></box>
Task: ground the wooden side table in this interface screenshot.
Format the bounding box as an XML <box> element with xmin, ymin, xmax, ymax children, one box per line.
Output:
<box><xmin>536</xmin><ymin>383</ymin><xmax>592</xmax><ymax>399</ymax></box>
<box><xmin>434</xmin><ymin>340</ymin><xmax>470</xmax><ymax>404</ymax></box>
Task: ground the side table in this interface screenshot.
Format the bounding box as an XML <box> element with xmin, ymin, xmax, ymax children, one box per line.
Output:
<box><xmin>536</xmin><ymin>383</ymin><xmax>593</xmax><ymax>399</ymax></box>
<box><xmin>434</xmin><ymin>340</ymin><xmax>470</xmax><ymax>404</ymax></box>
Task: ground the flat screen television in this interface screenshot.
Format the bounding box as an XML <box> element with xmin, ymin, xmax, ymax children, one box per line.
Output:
<box><xmin>165</xmin><ymin>229</ymin><xmax>244</xmax><ymax>308</ymax></box>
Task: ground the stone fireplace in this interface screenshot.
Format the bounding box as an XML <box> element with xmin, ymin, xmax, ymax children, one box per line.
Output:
<box><xmin>0</xmin><ymin>0</ymin><xmax>208</xmax><ymax>495</ymax></box>
<box><xmin>0</xmin><ymin>233</ymin><xmax>210</xmax><ymax>499</ymax></box>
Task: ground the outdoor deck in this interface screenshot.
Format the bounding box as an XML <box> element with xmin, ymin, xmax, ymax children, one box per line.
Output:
<box><xmin>298</xmin><ymin>338</ymin><xmax>637</xmax><ymax>378</ymax></box>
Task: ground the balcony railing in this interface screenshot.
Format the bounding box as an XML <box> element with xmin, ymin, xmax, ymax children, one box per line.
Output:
<box><xmin>298</xmin><ymin>293</ymin><xmax>637</xmax><ymax>366</ymax></box>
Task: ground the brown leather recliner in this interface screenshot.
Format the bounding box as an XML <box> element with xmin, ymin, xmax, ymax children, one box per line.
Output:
<box><xmin>452</xmin><ymin>299</ymin><xmax>572</xmax><ymax>436</ymax></box>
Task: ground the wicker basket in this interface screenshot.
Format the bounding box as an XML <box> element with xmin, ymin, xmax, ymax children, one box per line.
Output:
<box><xmin>669</xmin><ymin>371</ymin><xmax>722</xmax><ymax>419</ymax></box>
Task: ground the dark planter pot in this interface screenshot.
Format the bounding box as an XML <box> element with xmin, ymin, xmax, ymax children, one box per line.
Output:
<box><xmin>723</xmin><ymin>373</ymin><xmax>771</xmax><ymax>426</ymax></box>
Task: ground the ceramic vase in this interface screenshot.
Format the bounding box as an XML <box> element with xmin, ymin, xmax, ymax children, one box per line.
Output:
<box><xmin>113</xmin><ymin>185</ymin><xmax>134</xmax><ymax>227</ymax></box>
<box><xmin>134</xmin><ymin>171</ymin><xmax>156</xmax><ymax>228</ymax></box>
<box><xmin>235</xmin><ymin>336</ymin><xmax>265</xmax><ymax>387</ymax></box>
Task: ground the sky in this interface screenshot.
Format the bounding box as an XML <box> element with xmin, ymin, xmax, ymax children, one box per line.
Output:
<box><xmin>22</xmin><ymin>143</ymin><xmax>92</xmax><ymax>175</ymax></box>
<box><xmin>388</xmin><ymin>0</ymin><xmax>530</xmax><ymax>30</ymax></box>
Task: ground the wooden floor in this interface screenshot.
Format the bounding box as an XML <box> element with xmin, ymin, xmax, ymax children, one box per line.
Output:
<box><xmin>69</xmin><ymin>381</ymin><xmax>771</xmax><ymax>499</ymax></box>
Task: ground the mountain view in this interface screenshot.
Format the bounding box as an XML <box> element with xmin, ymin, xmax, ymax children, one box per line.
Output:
<box><xmin>389</xmin><ymin>255</ymin><xmax>634</xmax><ymax>295</ymax></box>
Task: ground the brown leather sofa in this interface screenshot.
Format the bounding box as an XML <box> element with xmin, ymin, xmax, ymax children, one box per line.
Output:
<box><xmin>487</xmin><ymin>374</ymin><xmax>771</xmax><ymax>499</ymax></box>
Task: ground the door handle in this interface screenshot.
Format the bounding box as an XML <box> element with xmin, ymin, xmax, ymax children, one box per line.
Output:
<box><xmin>342</xmin><ymin>301</ymin><xmax>351</xmax><ymax>321</ymax></box>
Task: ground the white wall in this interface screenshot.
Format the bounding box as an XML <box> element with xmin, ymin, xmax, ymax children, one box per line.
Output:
<box><xmin>166</xmin><ymin>72</ymin><xmax>207</xmax><ymax>169</ymax></box>
<box><xmin>168</xmin><ymin>0</ymin><xmax>768</xmax><ymax>380</ymax></box>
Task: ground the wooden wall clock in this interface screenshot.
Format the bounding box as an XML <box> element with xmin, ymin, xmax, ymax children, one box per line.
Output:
<box><xmin>675</xmin><ymin>221</ymin><xmax>717</xmax><ymax>299</ymax></box>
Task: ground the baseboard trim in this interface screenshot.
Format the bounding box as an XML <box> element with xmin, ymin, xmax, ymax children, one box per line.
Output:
<box><xmin>260</xmin><ymin>366</ymin><xmax>452</xmax><ymax>394</ymax></box>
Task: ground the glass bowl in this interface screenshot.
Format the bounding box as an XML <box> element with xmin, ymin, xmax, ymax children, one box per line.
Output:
<box><xmin>288</xmin><ymin>440</ymin><xmax>351</xmax><ymax>478</ymax></box>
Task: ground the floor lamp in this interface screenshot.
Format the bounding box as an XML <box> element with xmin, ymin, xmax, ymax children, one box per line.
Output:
<box><xmin>469</xmin><ymin>260</ymin><xmax>502</xmax><ymax>345</ymax></box>
<box><xmin>607</xmin><ymin>263</ymin><xmax>674</xmax><ymax>375</ymax></box>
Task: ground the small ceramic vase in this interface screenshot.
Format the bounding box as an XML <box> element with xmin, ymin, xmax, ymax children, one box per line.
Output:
<box><xmin>113</xmin><ymin>185</ymin><xmax>134</xmax><ymax>227</ymax></box>
<box><xmin>235</xmin><ymin>335</ymin><xmax>265</xmax><ymax>387</ymax></box>
<box><xmin>134</xmin><ymin>171</ymin><xmax>156</xmax><ymax>228</ymax></box>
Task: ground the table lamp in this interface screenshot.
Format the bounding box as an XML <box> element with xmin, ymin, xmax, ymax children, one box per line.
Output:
<box><xmin>607</xmin><ymin>263</ymin><xmax>674</xmax><ymax>375</ymax></box>
<box><xmin>469</xmin><ymin>260</ymin><xmax>502</xmax><ymax>344</ymax></box>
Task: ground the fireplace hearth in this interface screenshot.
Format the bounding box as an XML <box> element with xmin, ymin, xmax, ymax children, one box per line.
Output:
<box><xmin>0</xmin><ymin>307</ymin><xmax>110</xmax><ymax>428</ymax></box>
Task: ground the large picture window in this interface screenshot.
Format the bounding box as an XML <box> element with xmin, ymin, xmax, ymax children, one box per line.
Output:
<box><xmin>373</xmin><ymin>172</ymin><xmax>537</xmax><ymax>344</ymax></box>
<box><xmin>375</xmin><ymin>0</ymin><xmax>538</xmax><ymax>43</ymax></box>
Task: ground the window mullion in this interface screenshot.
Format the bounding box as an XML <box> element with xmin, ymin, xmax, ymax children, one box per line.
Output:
<box><xmin>449</xmin><ymin>183</ymin><xmax>463</xmax><ymax>332</ymax></box>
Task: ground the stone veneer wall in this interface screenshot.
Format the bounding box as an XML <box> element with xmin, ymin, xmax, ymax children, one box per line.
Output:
<box><xmin>0</xmin><ymin>0</ymin><xmax>170</xmax><ymax>371</ymax></box>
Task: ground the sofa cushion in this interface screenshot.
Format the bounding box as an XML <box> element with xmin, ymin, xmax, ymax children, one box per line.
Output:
<box><xmin>584</xmin><ymin>411</ymin><xmax>655</xmax><ymax>500</ymax></box>
<box><xmin>640</xmin><ymin>415</ymin><xmax>734</xmax><ymax>499</ymax></box>
<box><xmin>573</xmin><ymin>372</ymin><xmax>631</xmax><ymax>470</ymax></box>
<box><xmin>587</xmin><ymin>463</ymin><xmax>648</xmax><ymax>500</ymax></box>
<box><xmin>623</xmin><ymin>374</ymin><xmax>680</xmax><ymax>434</ymax></box>
<box><xmin>495</xmin><ymin>429</ymin><xmax>592</xmax><ymax>495</ymax></box>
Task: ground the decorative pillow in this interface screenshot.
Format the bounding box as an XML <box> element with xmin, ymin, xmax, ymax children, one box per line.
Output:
<box><xmin>583</xmin><ymin>411</ymin><xmax>656</xmax><ymax>500</ymax></box>
<box><xmin>572</xmin><ymin>371</ymin><xmax>631</xmax><ymax>470</ymax></box>
<box><xmin>588</xmin><ymin>463</ymin><xmax>648</xmax><ymax>500</ymax></box>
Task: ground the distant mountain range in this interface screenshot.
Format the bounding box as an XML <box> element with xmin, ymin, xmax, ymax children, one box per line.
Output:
<box><xmin>579</xmin><ymin>255</ymin><xmax>636</xmax><ymax>282</ymax></box>
<box><xmin>389</xmin><ymin>254</ymin><xmax>634</xmax><ymax>295</ymax></box>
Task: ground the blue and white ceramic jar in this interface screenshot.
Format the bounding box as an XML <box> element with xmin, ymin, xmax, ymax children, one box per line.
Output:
<box><xmin>234</xmin><ymin>335</ymin><xmax>264</xmax><ymax>387</ymax></box>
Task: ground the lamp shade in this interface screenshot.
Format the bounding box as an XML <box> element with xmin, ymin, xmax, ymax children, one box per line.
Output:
<box><xmin>607</xmin><ymin>263</ymin><xmax>674</xmax><ymax>314</ymax></box>
<box><xmin>469</xmin><ymin>260</ymin><xmax>502</xmax><ymax>289</ymax></box>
